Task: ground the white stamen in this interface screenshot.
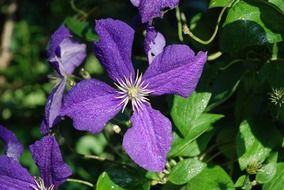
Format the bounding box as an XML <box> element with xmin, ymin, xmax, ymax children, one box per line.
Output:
<box><xmin>30</xmin><ymin>177</ymin><xmax>55</xmax><ymax>190</ymax></box>
<box><xmin>115</xmin><ymin>71</ymin><xmax>152</xmax><ymax>112</ymax></box>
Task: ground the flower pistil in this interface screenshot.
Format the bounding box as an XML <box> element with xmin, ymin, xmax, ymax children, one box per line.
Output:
<box><xmin>115</xmin><ymin>71</ymin><xmax>152</xmax><ymax>112</ymax></box>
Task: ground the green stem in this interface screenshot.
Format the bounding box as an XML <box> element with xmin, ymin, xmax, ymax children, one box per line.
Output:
<box><xmin>83</xmin><ymin>154</ymin><xmax>107</xmax><ymax>161</ymax></box>
<box><xmin>271</xmin><ymin>43</ymin><xmax>278</xmax><ymax>61</ymax></box>
<box><xmin>183</xmin><ymin>0</ymin><xmax>235</xmax><ymax>45</ymax></box>
<box><xmin>67</xmin><ymin>178</ymin><xmax>94</xmax><ymax>188</ymax></box>
<box><xmin>176</xmin><ymin>7</ymin><xmax>184</xmax><ymax>42</ymax></box>
<box><xmin>70</xmin><ymin>0</ymin><xmax>88</xmax><ymax>18</ymax></box>
<box><xmin>208</xmin><ymin>51</ymin><xmax>222</xmax><ymax>61</ymax></box>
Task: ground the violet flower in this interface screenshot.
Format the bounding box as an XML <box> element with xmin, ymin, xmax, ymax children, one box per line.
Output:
<box><xmin>61</xmin><ymin>18</ymin><xmax>207</xmax><ymax>171</ymax></box>
<box><xmin>130</xmin><ymin>0</ymin><xmax>180</xmax><ymax>23</ymax></box>
<box><xmin>41</xmin><ymin>26</ymin><xmax>87</xmax><ymax>134</ymax></box>
<box><xmin>0</xmin><ymin>125</ymin><xmax>71</xmax><ymax>190</ymax></box>
<box><xmin>144</xmin><ymin>26</ymin><xmax>166</xmax><ymax>64</ymax></box>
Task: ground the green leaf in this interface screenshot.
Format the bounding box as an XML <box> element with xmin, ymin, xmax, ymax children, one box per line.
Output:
<box><xmin>259</xmin><ymin>60</ymin><xmax>284</xmax><ymax>88</ymax></box>
<box><xmin>184</xmin><ymin>165</ymin><xmax>235</xmax><ymax>190</ymax></box>
<box><xmin>97</xmin><ymin>172</ymin><xmax>125</xmax><ymax>190</ymax></box>
<box><xmin>168</xmin><ymin>117</ymin><xmax>223</xmax><ymax>156</ymax></box>
<box><xmin>168</xmin><ymin>159</ymin><xmax>206</xmax><ymax>185</ymax></box>
<box><xmin>263</xmin><ymin>163</ymin><xmax>284</xmax><ymax>190</ymax></box>
<box><xmin>220</xmin><ymin>0</ymin><xmax>284</xmax><ymax>53</ymax></box>
<box><xmin>96</xmin><ymin>168</ymin><xmax>150</xmax><ymax>190</ymax></box>
<box><xmin>170</xmin><ymin>131</ymin><xmax>214</xmax><ymax>157</ymax></box>
<box><xmin>236</xmin><ymin>120</ymin><xmax>281</xmax><ymax>171</ymax></box>
<box><xmin>168</xmin><ymin>110</ymin><xmax>223</xmax><ymax>156</ymax></box>
<box><xmin>216</xmin><ymin>126</ymin><xmax>237</xmax><ymax>160</ymax></box>
<box><xmin>198</xmin><ymin>61</ymin><xmax>243</xmax><ymax>110</ymax></box>
<box><xmin>171</xmin><ymin>92</ymin><xmax>211</xmax><ymax>136</ymax></box>
<box><xmin>84</xmin><ymin>55</ymin><xmax>104</xmax><ymax>75</ymax></box>
<box><xmin>234</xmin><ymin>175</ymin><xmax>247</xmax><ymax>187</ymax></box>
<box><xmin>209</xmin><ymin>0</ymin><xmax>230</xmax><ymax>8</ymax></box>
<box><xmin>268</xmin><ymin>0</ymin><xmax>284</xmax><ymax>12</ymax></box>
<box><xmin>256</xmin><ymin>162</ymin><xmax>277</xmax><ymax>184</ymax></box>
<box><xmin>64</xmin><ymin>16</ymin><xmax>97</xmax><ymax>41</ymax></box>
<box><xmin>75</xmin><ymin>134</ymin><xmax>107</xmax><ymax>155</ymax></box>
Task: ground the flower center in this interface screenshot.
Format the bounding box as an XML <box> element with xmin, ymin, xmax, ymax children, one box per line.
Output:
<box><xmin>30</xmin><ymin>177</ymin><xmax>55</xmax><ymax>190</ymax></box>
<box><xmin>115</xmin><ymin>71</ymin><xmax>151</xmax><ymax>111</ymax></box>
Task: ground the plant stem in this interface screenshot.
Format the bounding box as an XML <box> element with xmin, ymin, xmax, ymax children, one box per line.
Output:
<box><xmin>67</xmin><ymin>178</ymin><xmax>94</xmax><ymax>188</ymax></box>
<box><xmin>175</xmin><ymin>6</ymin><xmax>184</xmax><ymax>42</ymax></box>
<box><xmin>183</xmin><ymin>0</ymin><xmax>235</xmax><ymax>45</ymax></box>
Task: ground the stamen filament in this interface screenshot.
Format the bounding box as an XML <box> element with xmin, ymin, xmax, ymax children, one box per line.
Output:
<box><xmin>115</xmin><ymin>71</ymin><xmax>151</xmax><ymax>112</ymax></box>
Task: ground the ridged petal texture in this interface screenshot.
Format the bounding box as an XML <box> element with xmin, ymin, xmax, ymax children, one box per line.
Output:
<box><xmin>143</xmin><ymin>45</ymin><xmax>207</xmax><ymax>97</ymax></box>
<box><xmin>131</xmin><ymin>0</ymin><xmax>180</xmax><ymax>23</ymax></box>
<box><xmin>29</xmin><ymin>136</ymin><xmax>72</xmax><ymax>188</ymax></box>
<box><xmin>61</xmin><ymin>79</ymin><xmax>123</xmax><ymax>134</ymax></box>
<box><xmin>0</xmin><ymin>125</ymin><xmax>23</xmax><ymax>161</ymax></box>
<box><xmin>0</xmin><ymin>156</ymin><xmax>35</xmax><ymax>190</ymax></box>
<box><xmin>94</xmin><ymin>19</ymin><xmax>135</xmax><ymax>82</ymax></box>
<box><xmin>123</xmin><ymin>104</ymin><xmax>172</xmax><ymax>171</ymax></box>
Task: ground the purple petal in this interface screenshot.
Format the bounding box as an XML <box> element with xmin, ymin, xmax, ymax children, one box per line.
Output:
<box><xmin>48</xmin><ymin>26</ymin><xmax>86</xmax><ymax>76</ymax></box>
<box><xmin>29</xmin><ymin>136</ymin><xmax>72</xmax><ymax>187</ymax></box>
<box><xmin>144</xmin><ymin>26</ymin><xmax>166</xmax><ymax>64</ymax></box>
<box><xmin>137</xmin><ymin>0</ymin><xmax>180</xmax><ymax>23</ymax></box>
<box><xmin>143</xmin><ymin>45</ymin><xmax>207</xmax><ymax>97</ymax></box>
<box><xmin>123</xmin><ymin>104</ymin><xmax>172</xmax><ymax>171</ymax></box>
<box><xmin>58</xmin><ymin>38</ymin><xmax>87</xmax><ymax>75</ymax></box>
<box><xmin>0</xmin><ymin>125</ymin><xmax>23</xmax><ymax>161</ymax></box>
<box><xmin>0</xmin><ymin>156</ymin><xmax>35</xmax><ymax>189</ymax></box>
<box><xmin>40</xmin><ymin>78</ymin><xmax>66</xmax><ymax>134</ymax></box>
<box><xmin>94</xmin><ymin>19</ymin><xmax>135</xmax><ymax>82</ymax></box>
<box><xmin>61</xmin><ymin>79</ymin><xmax>123</xmax><ymax>134</ymax></box>
<box><xmin>47</xmin><ymin>26</ymin><xmax>71</xmax><ymax>58</ymax></box>
<box><xmin>130</xmin><ymin>0</ymin><xmax>140</xmax><ymax>7</ymax></box>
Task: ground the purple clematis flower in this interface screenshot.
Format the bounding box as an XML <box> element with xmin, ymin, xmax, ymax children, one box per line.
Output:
<box><xmin>130</xmin><ymin>0</ymin><xmax>180</xmax><ymax>23</ymax></box>
<box><xmin>0</xmin><ymin>125</ymin><xmax>72</xmax><ymax>190</ymax></box>
<box><xmin>61</xmin><ymin>18</ymin><xmax>207</xmax><ymax>171</ymax></box>
<box><xmin>144</xmin><ymin>26</ymin><xmax>166</xmax><ymax>64</ymax></box>
<box><xmin>41</xmin><ymin>26</ymin><xmax>87</xmax><ymax>134</ymax></box>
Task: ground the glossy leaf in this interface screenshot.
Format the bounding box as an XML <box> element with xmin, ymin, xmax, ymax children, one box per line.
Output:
<box><xmin>268</xmin><ymin>0</ymin><xmax>284</xmax><ymax>12</ymax></box>
<box><xmin>256</xmin><ymin>162</ymin><xmax>277</xmax><ymax>184</ymax></box>
<box><xmin>185</xmin><ymin>165</ymin><xmax>235</xmax><ymax>190</ymax></box>
<box><xmin>221</xmin><ymin>0</ymin><xmax>284</xmax><ymax>53</ymax></box>
<box><xmin>263</xmin><ymin>163</ymin><xmax>284</xmax><ymax>190</ymax></box>
<box><xmin>236</xmin><ymin>120</ymin><xmax>281</xmax><ymax>170</ymax></box>
<box><xmin>96</xmin><ymin>167</ymin><xmax>150</xmax><ymax>190</ymax></box>
<box><xmin>168</xmin><ymin>159</ymin><xmax>206</xmax><ymax>185</ymax></box>
<box><xmin>96</xmin><ymin>172</ymin><xmax>125</xmax><ymax>190</ymax></box>
<box><xmin>171</xmin><ymin>92</ymin><xmax>211</xmax><ymax>136</ymax></box>
<box><xmin>169</xmin><ymin>113</ymin><xmax>223</xmax><ymax>157</ymax></box>
<box><xmin>209</xmin><ymin>0</ymin><xmax>230</xmax><ymax>8</ymax></box>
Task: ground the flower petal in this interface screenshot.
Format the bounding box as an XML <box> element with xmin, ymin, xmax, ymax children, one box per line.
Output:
<box><xmin>61</xmin><ymin>79</ymin><xmax>123</xmax><ymax>134</ymax></box>
<box><xmin>0</xmin><ymin>156</ymin><xmax>35</xmax><ymax>189</ymax></box>
<box><xmin>143</xmin><ymin>45</ymin><xmax>207</xmax><ymax>97</ymax></box>
<box><xmin>137</xmin><ymin>0</ymin><xmax>180</xmax><ymax>23</ymax></box>
<box><xmin>123</xmin><ymin>103</ymin><xmax>172</xmax><ymax>171</ymax></box>
<box><xmin>47</xmin><ymin>26</ymin><xmax>71</xmax><ymax>74</ymax></box>
<box><xmin>94</xmin><ymin>19</ymin><xmax>135</xmax><ymax>82</ymax></box>
<box><xmin>48</xmin><ymin>26</ymin><xmax>86</xmax><ymax>76</ymax></box>
<box><xmin>40</xmin><ymin>78</ymin><xmax>66</xmax><ymax>134</ymax></box>
<box><xmin>0</xmin><ymin>125</ymin><xmax>23</xmax><ymax>161</ymax></box>
<box><xmin>29</xmin><ymin>136</ymin><xmax>72</xmax><ymax>187</ymax></box>
<box><xmin>144</xmin><ymin>26</ymin><xmax>166</xmax><ymax>64</ymax></box>
<box><xmin>47</xmin><ymin>26</ymin><xmax>71</xmax><ymax>58</ymax></box>
<box><xmin>130</xmin><ymin>0</ymin><xmax>140</xmax><ymax>7</ymax></box>
<box><xmin>58</xmin><ymin>38</ymin><xmax>87</xmax><ymax>75</ymax></box>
